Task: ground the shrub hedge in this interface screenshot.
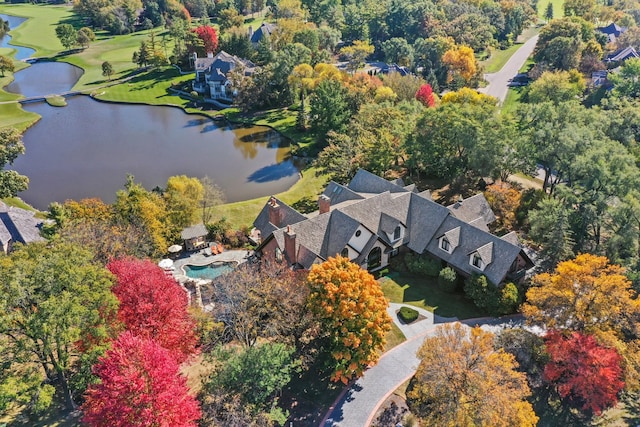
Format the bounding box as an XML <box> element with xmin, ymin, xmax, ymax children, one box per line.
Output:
<box><xmin>398</xmin><ymin>306</ymin><xmax>419</xmax><ymax>323</ymax></box>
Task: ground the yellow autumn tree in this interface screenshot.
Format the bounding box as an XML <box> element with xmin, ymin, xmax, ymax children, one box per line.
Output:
<box><xmin>440</xmin><ymin>87</ymin><xmax>497</xmax><ymax>106</ymax></box>
<box><xmin>442</xmin><ymin>45</ymin><xmax>477</xmax><ymax>83</ymax></box>
<box><xmin>523</xmin><ymin>254</ymin><xmax>640</xmax><ymax>336</ymax></box>
<box><xmin>340</xmin><ymin>40</ymin><xmax>374</xmax><ymax>73</ymax></box>
<box><xmin>307</xmin><ymin>256</ymin><xmax>392</xmax><ymax>384</ymax></box>
<box><xmin>407</xmin><ymin>323</ymin><xmax>538</xmax><ymax>427</ymax></box>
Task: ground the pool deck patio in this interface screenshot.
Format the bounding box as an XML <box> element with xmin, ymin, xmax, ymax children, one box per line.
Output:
<box><xmin>171</xmin><ymin>249</ymin><xmax>250</xmax><ymax>283</ymax></box>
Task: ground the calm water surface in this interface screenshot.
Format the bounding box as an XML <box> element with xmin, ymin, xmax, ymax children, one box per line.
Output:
<box><xmin>0</xmin><ymin>14</ymin><xmax>36</xmax><ymax>60</ymax></box>
<box><xmin>6</xmin><ymin>62</ymin><xmax>300</xmax><ymax>209</ymax></box>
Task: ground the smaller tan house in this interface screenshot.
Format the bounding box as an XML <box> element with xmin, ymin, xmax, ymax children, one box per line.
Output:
<box><xmin>181</xmin><ymin>223</ymin><xmax>208</xmax><ymax>252</ymax></box>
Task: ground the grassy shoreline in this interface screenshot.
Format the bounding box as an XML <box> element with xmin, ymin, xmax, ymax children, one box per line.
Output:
<box><xmin>0</xmin><ymin>4</ymin><xmax>326</xmax><ymax>225</ymax></box>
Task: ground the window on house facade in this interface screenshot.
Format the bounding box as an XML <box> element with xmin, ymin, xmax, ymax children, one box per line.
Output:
<box><xmin>393</xmin><ymin>226</ymin><xmax>402</xmax><ymax>241</ymax></box>
<box><xmin>355</xmin><ymin>230</ymin><xmax>362</xmax><ymax>237</ymax></box>
<box><xmin>471</xmin><ymin>253</ymin><xmax>484</xmax><ymax>270</ymax></box>
<box><xmin>341</xmin><ymin>247</ymin><xmax>349</xmax><ymax>258</ymax></box>
<box><xmin>440</xmin><ymin>237</ymin><xmax>451</xmax><ymax>253</ymax></box>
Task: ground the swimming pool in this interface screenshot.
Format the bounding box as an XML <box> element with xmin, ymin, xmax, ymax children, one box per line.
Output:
<box><xmin>183</xmin><ymin>262</ymin><xmax>235</xmax><ymax>280</ymax></box>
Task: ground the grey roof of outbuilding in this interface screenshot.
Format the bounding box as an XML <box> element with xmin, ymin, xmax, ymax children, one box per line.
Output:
<box><xmin>181</xmin><ymin>223</ymin><xmax>208</xmax><ymax>240</ymax></box>
<box><xmin>447</xmin><ymin>193</ymin><xmax>496</xmax><ymax>225</ymax></box>
<box><xmin>0</xmin><ymin>202</ymin><xmax>44</xmax><ymax>245</ymax></box>
<box><xmin>425</xmin><ymin>216</ymin><xmax>522</xmax><ymax>285</ymax></box>
<box><xmin>253</xmin><ymin>196</ymin><xmax>307</xmax><ymax>237</ymax></box>
<box><xmin>250</xmin><ymin>22</ymin><xmax>277</xmax><ymax>44</ymax></box>
<box><xmin>606</xmin><ymin>46</ymin><xmax>639</xmax><ymax>62</ymax></box>
<box><xmin>348</xmin><ymin>169</ymin><xmax>407</xmax><ymax>194</ymax></box>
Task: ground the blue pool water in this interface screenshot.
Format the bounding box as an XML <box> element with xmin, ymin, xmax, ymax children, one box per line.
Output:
<box><xmin>183</xmin><ymin>263</ymin><xmax>235</xmax><ymax>280</ymax></box>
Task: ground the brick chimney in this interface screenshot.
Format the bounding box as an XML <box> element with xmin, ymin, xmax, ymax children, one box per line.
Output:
<box><xmin>268</xmin><ymin>197</ymin><xmax>281</xmax><ymax>227</ymax></box>
<box><xmin>318</xmin><ymin>194</ymin><xmax>331</xmax><ymax>214</ymax></box>
<box><xmin>284</xmin><ymin>225</ymin><xmax>296</xmax><ymax>264</ymax></box>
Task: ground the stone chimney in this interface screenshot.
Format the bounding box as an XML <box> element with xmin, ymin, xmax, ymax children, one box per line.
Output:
<box><xmin>284</xmin><ymin>225</ymin><xmax>296</xmax><ymax>265</ymax></box>
<box><xmin>207</xmin><ymin>52</ymin><xmax>214</xmax><ymax>58</ymax></box>
<box><xmin>268</xmin><ymin>197</ymin><xmax>281</xmax><ymax>227</ymax></box>
<box><xmin>318</xmin><ymin>194</ymin><xmax>331</xmax><ymax>214</ymax></box>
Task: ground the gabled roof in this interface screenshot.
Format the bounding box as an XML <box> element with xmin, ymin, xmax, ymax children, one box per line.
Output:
<box><xmin>253</xmin><ymin>196</ymin><xmax>307</xmax><ymax>238</ymax></box>
<box><xmin>250</xmin><ymin>22</ymin><xmax>277</xmax><ymax>44</ymax></box>
<box><xmin>606</xmin><ymin>46</ymin><xmax>639</xmax><ymax>62</ymax></box>
<box><xmin>322</xmin><ymin>181</ymin><xmax>365</xmax><ymax>206</ymax></box>
<box><xmin>598</xmin><ymin>22</ymin><xmax>626</xmax><ymax>36</ymax></box>
<box><xmin>406</xmin><ymin>192</ymin><xmax>450</xmax><ymax>253</ymax></box>
<box><xmin>425</xmin><ymin>216</ymin><xmax>522</xmax><ymax>285</ymax></box>
<box><xmin>0</xmin><ymin>202</ymin><xmax>44</xmax><ymax>246</ymax></box>
<box><xmin>204</xmin><ymin>51</ymin><xmax>256</xmax><ymax>81</ymax></box>
<box><xmin>181</xmin><ymin>223</ymin><xmax>208</xmax><ymax>240</ymax></box>
<box><xmin>447</xmin><ymin>193</ymin><xmax>496</xmax><ymax>225</ymax></box>
<box><xmin>348</xmin><ymin>169</ymin><xmax>408</xmax><ymax>194</ymax></box>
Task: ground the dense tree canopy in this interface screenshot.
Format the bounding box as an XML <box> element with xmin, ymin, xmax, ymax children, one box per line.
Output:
<box><xmin>407</xmin><ymin>323</ymin><xmax>538</xmax><ymax>427</ymax></box>
<box><xmin>82</xmin><ymin>332</ymin><xmax>201</xmax><ymax>427</ymax></box>
<box><xmin>0</xmin><ymin>242</ymin><xmax>118</xmax><ymax>410</ymax></box>
<box><xmin>107</xmin><ymin>258</ymin><xmax>198</xmax><ymax>363</ymax></box>
<box><xmin>307</xmin><ymin>256</ymin><xmax>391</xmax><ymax>384</ymax></box>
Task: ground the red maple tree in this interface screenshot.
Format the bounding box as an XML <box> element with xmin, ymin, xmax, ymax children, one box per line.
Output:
<box><xmin>82</xmin><ymin>332</ymin><xmax>201</xmax><ymax>427</ymax></box>
<box><xmin>193</xmin><ymin>25</ymin><xmax>218</xmax><ymax>55</ymax></box>
<box><xmin>107</xmin><ymin>258</ymin><xmax>198</xmax><ymax>363</ymax></box>
<box><xmin>415</xmin><ymin>83</ymin><xmax>435</xmax><ymax>107</ymax></box>
<box><xmin>543</xmin><ymin>330</ymin><xmax>624</xmax><ymax>415</ymax></box>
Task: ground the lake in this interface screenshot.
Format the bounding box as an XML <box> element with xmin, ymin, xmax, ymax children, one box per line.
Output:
<box><xmin>5</xmin><ymin>62</ymin><xmax>300</xmax><ymax>210</ymax></box>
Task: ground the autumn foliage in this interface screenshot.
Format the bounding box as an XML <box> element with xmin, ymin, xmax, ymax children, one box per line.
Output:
<box><xmin>442</xmin><ymin>45</ymin><xmax>477</xmax><ymax>83</ymax></box>
<box><xmin>415</xmin><ymin>84</ymin><xmax>435</xmax><ymax>107</ymax></box>
<box><xmin>107</xmin><ymin>258</ymin><xmax>198</xmax><ymax>363</ymax></box>
<box><xmin>82</xmin><ymin>332</ymin><xmax>201</xmax><ymax>427</ymax></box>
<box><xmin>523</xmin><ymin>254</ymin><xmax>640</xmax><ymax>335</ymax></box>
<box><xmin>407</xmin><ymin>323</ymin><xmax>538</xmax><ymax>427</ymax></box>
<box><xmin>484</xmin><ymin>182</ymin><xmax>522</xmax><ymax>229</ymax></box>
<box><xmin>307</xmin><ymin>256</ymin><xmax>392</xmax><ymax>384</ymax></box>
<box><xmin>544</xmin><ymin>331</ymin><xmax>624</xmax><ymax>415</ymax></box>
<box><xmin>193</xmin><ymin>25</ymin><xmax>218</xmax><ymax>55</ymax></box>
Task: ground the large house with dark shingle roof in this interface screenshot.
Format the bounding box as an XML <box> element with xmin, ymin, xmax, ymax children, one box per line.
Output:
<box><xmin>192</xmin><ymin>51</ymin><xmax>255</xmax><ymax>102</ymax></box>
<box><xmin>0</xmin><ymin>201</ymin><xmax>45</xmax><ymax>254</ymax></box>
<box><xmin>253</xmin><ymin>170</ymin><xmax>533</xmax><ymax>285</ymax></box>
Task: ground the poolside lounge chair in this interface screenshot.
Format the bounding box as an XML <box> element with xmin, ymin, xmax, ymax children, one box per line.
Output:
<box><xmin>210</xmin><ymin>243</ymin><xmax>219</xmax><ymax>255</ymax></box>
<box><xmin>204</xmin><ymin>247</ymin><xmax>212</xmax><ymax>256</ymax></box>
<box><xmin>216</xmin><ymin>243</ymin><xmax>224</xmax><ymax>253</ymax></box>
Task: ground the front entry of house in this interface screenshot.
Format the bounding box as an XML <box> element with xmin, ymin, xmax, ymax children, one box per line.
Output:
<box><xmin>368</xmin><ymin>247</ymin><xmax>382</xmax><ymax>270</ymax></box>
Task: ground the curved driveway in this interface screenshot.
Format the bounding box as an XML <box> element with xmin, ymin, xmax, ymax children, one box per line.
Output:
<box><xmin>320</xmin><ymin>306</ymin><xmax>524</xmax><ymax>427</ymax></box>
<box><xmin>479</xmin><ymin>34</ymin><xmax>539</xmax><ymax>102</ymax></box>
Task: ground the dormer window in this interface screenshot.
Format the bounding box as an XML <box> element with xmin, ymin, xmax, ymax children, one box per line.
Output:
<box><xmin>471</xmin><ymin>253</ymin><xmax>484</xmax><ymax>270</ymax></box>
<box><xmin>341</xmin><ymin>247</ymin><xmax>349</xmax><ymax>258</ymax></box>
<box><xmin>393</xmin><ymin>226</ymin><xmax>402</xmax><ymax>241</ymax></box>
<box><xmin>440</xmin><ymin>237</ymin><xmax>451</xmax><ymax>253</ymax></box>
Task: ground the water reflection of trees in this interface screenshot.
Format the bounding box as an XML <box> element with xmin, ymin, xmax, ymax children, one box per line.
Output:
<box><xmin>231</xmin><ymin>126</ymin><xmax>289</xmax><ymax>160</ymax></box>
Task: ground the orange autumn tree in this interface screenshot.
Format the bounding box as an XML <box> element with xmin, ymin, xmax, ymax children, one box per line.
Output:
<box><xmin>442</xmin><ymin>45</ymin><xmax>477</xmax><ymax>84</ymax></box>
<box><xmin>307</xmin><ymin>256</ymin><xmax>392</xmax><ymax>384</ymax></box>
<box><xmin>407</xmin><ymin>323</ymin><xmax>538</xmax><ymax>427</ymax></box>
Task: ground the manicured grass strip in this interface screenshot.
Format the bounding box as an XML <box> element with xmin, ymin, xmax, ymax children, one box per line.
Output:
<box><xmin>384</xmin><ymin>322</ymin><xmax>406</xmax><ymax>352</ymax></box>
<box><xmin>210</xmin><ymin>165</ymin><xmax>329</xmax><ymax>229</ymax></box>
<box><xmin>0</xmin><ymin>4</ymin><xmax>71</xmax><ymax>57</ymax></box>
<box><xmin>379</xmin><ymin>272</ymin><xmax>487</xmax><ymax>319</ymax></box>
<box><xmin>501</xmin><ymin>86</ymin><xmax>525</xmax><ymax>113</ymax></box>
<box><xmin>537</xmin><ymin>0</ymin><xmax>564</xmax><ymax>19</ymax></box>
<box><xmin>482</xmin><ymin>27</ymin><xmax>540</xmax><ymax>74</ymax></box>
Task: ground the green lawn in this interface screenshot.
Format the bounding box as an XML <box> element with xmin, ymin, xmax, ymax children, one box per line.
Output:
<box><xmin>384</xmin><ymin>322</ymin><xmax>406</xmax><ymax>352</ymax></box>
<box><xmin>482</xmin><ymin>27</ymin><xmax>540</xmax><ymax>74</ymax></box>
<box><xmin>0</xmin><ymin>4</ymin><xmax>71</xmax><ymax>57</ymax></box>
<box><xmin>501</xmin><ymin>86</ymin><xmax>525</xmax><ymax>113</ymax></box>
<box><xmin>537</xmin><ymin>0</ymin><xmax>564</xmax><ymax>20</ymax></box>
<box><xmin>379</xmin><ymin>272</ymin><xmax>487</xmax><ymax>319</ymax></box>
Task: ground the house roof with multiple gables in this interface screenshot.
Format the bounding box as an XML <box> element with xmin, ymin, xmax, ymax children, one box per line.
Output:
<box><xmin>181</xmin><ymin>223</ymin><xmax>208</xmax><ymax>240</ymax></box>
<box><xmin>0</xmin><ymin>202</ymin><xmax>45</xmax><ymax>247</ymax></box>
<box><xmin>606</xmin><ymin>46</ymin><xmax>639</xmax><ymax>63</ymax></box>
<box><xmin>202</xmin><ymin>51</ymin><xmax>256</xmax><ymax>81</ymax></box>
<box><xmin>598</xmin><ymin>23</ymin><xmax>626</xmax><ymax>42</ymax></box>
<box><xmin>250</xmin><ymin>22</ymin><xmax>277</xmax><ymax>44</ymax></box>
<box><xmin>254</xmin><ymin>169</ymin><xmax>532</xmax><ymax>282</ymax></box>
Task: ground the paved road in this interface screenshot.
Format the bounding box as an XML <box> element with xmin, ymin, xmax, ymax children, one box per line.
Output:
<box><xmin>320</xmin><ymin>304</ymin><xmax>524</xmax><ymax>427</ymax></box>
<box><xmin>479</xmin><ymin>35</ymin><xmax>539</xmax><ymax>102</ymax></box>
